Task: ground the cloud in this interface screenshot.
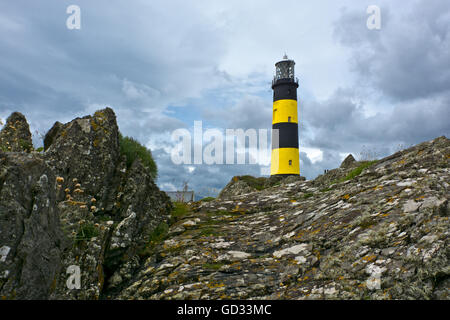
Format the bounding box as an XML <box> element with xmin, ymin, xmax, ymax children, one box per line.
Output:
<box><xmin>334</xmin><ymin>0</ymin><xmax>450</xmax><ymax>102</ymax></box>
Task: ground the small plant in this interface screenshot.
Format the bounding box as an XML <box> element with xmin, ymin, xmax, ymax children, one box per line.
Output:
<box><xmin>36</xmin><ymin>147</ymin><xmax>44</xmax><ymax>152</ymax></box>
<box><xmin>303</xmin><ymin>192</ymin><xmax>314</xmax><ymax>199</ymax></box>
<box><xmin>19</xmin><ymin>139</ymin><xmax>33</xmax><ymax>152</ymax></box>
<box><xmin>119</xmin><ymin>133</ymin><xmax>157</xmax><ymax>179</ymax></box>
<box><xmin>74</xmin><ymin>223</ymin><xmax>99</xmax><ymax>245</ymax></box>
<box><xmin>148</xmin><ymin>221</ymin><xmax>169</xmax><ymax>244</ymax></box>
<box><xmin>170</xmin><ymin>202</ymin><xmax>190</xmax><ymax>224</ymax></box>
<box><xmin>137</xmin><ymin>221</ymin><xmax>169</xmax><ymax>259</ymax></box>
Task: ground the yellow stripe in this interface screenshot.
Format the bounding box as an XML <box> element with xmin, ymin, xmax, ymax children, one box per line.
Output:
<box><xmin>270</xmin><ymin>148</ymin><xmax>300</xmax><ymax>175</ymax></box>
<box><xmin>272</xmin><ymin>99</ymin><xmax>298</xmax><ymax>124</ymax></box>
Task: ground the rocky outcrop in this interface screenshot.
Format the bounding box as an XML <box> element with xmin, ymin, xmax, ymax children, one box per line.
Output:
<box><xmin>340</xmin><ymin>154</ymin><xmax>356</xmax><ymax>168</ymax></box>
<box><xmin>219</xmin><ymin>175</ymin><xmax>305</xmax><ymax>199</ymax></box>
<box><xmin>0</xmin><ymin>112</ymin><xmax>33</xmax><ymax>152</ymax></box>
<box><xmin>0</xmin><ymin>109</ymin><xmax>171</xmax><ymax>299</ymax></box>
<box><xmin>116</xmin><ymin>136</ymin><xmax>449</xmax><ymax>300</ymax></box>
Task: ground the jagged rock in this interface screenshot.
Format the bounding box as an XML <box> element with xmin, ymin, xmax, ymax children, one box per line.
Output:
<box><xmin>44</xmin><ymin>108</ymin><xmax>120</xmax><ymax>209</ymax></box>
<box><xmin>218</xmin><ymin>177</ymin><xmax>256</xmax><ymax>199</ymax></box>
<box><xmin>43</xmin><ymin>121</ymin><xmax>63</xmax><ymax>151</ymax></box>
<box><xmin>0</xmin><ymin>108</ymin><xmax>171</xmax><ymax>299</ymax></box>
<box><xmin>0</xmin><ymin>112</ymin><xmax>33</xmax><ymax>152</ymax></box>
<box><xmin>340</xmin><ymin>154</ymin><xmax>356</xmax><ymax>168</ymax></box>
<box><xmin>0</xmin><ymin>152</ymin><xmax>65</xmax><ymax>299</ymax></box>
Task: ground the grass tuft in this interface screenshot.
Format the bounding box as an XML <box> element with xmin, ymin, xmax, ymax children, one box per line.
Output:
<box><xmin>119</xmin><ymin>132</ymin><xmax>157</xmax><ymax>179</ymax></box>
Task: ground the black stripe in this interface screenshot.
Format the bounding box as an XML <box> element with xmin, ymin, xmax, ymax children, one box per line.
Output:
<box><xmin>272</xmin><ymin>122</ymin><xmax>299</xmax><ymax>149</ymax></box>
<box><xmin>273</xmin><ymin>80</ymin><xmax>298</xmax><ymax>102</ymax></box>
<box><xmin>271</xmin><ymin>174</ymin><xmax>300</xmax><ymax>177</ymax></box>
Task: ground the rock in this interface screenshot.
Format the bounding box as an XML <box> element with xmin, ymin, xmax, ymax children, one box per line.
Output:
<box><xmin>218</xmin><ymin>177</ymin><xmax>256</xmax><ymax>199</ymax></box>
<box><xmin>43</xmin><ymin>121</ymin><xmax>63</xmax><ymax>151</ymax></box>
<box><xmin>0</xmin><ymin>108</ymin><xmax>171</xmax><ymax>299</ymax></box>
<box><xmin>116</xmin><ymin>136</ymin><xmax>449</xmax><ymax>301</ymax></box>
<box><xmin>340</xmin><ymin>154</ymin><xmax>356</xmax><ymax>168</ymax></box>
<box><xmin>0</xmin><ymin>112</ymin><xmax>33</xmax><ymax>152</ymax></box>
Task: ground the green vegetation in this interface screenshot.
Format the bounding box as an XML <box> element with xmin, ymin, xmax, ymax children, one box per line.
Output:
<box><xmin>36</xmin><ymin>147</ymin><xmax>44</xmax><ymax>152</ymax></box>
<box><xmin>200</xmin><ymin>197</ymin><xmax>215</xmax><ymax>202</ymax></box>
<box><xmin>238</xmin><ymin>175</ymin><xmax>267</xmax><ymax>190</ymax></box>
<box><xmin>119</xmin><ymin>133</ymin><xmax>157</xmax><ymax>179</ymax></box>
<box><xmin>170</xmin><ymin>202</ymin><xmax>190</xmax><ymax>224</ymax></box>
<box><xmin>202</xmin><ymin>263</ymin><xmax>225</xmax><ymax>270</ymax></box>
<box><xmin>148</xmin><ymin>221</ymin><xmax>169</xmax><ymax>244</ymax></box>
<box><xmin>341</xmin><ymin>160</ymin><xmax>378</xmax><ymax>182</ymax></box>
<box><xmin>74</xmin><ymin>223</ymin><xmax>99</xmax><ymax>245</ymax></box>
<box><xmin>303</xmin><ymin>192</ymin><xmax>314</xmax><ymax>199</ymax></box>
<box><xmin>19</xmin><ymin>139</ymin><xmax>33</xmax><ymax>152</ymax></box>
<box><xmin>198</xmin><ymin>227</ymin><xmax>221</xmax><ymax>237</ymax></box>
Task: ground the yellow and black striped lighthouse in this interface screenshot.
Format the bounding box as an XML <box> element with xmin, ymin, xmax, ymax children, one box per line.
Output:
<box><xmin>270</xmin><ymin>54</ymin><xmax>300</xmax><ymax>176</ymax></box>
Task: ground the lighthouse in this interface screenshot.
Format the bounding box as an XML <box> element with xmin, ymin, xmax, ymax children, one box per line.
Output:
<box><xmin>270</xmin><ymin>54</ymin><xmax>300</xmax><ymax>176</ymax></box>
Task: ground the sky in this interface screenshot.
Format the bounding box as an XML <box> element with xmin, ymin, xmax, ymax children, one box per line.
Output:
<box><xmin>0</xmin><ymin>0</ymin><xmax>449</xmax><ymax>198</ymax></box>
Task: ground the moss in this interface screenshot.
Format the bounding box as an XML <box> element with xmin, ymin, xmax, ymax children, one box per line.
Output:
<box><xmin>119</xmin><ymin>132</ymin><xmax>157</xmax><ymax>179</ymax></box>
<box><xmin>202</xmin><ymin>263</ymin><xmax>225</xmax><ymax>270</ymax></box>
<box><xmin>303</xmin><ymin>193</ymin><xmax>314</xmax><ymax>199</ymax></box>
<box><xmin>352</xmin><ymin>213</ymin><xmax>376</xmax><ymax>229</ymax></box>
<box><xmin>198</xmin><ymin>227</ymin><xmax>220</xmax><ymax>237</ymax></box>
<box><xmin>341</xmin><ymin>160</ymin><xmax>378</xmax><ymax>182</ymax></box>
<box><xmin>237</xmin><ymin>175</ymin><xmax>267</xmax><ymax>190</ymax></box>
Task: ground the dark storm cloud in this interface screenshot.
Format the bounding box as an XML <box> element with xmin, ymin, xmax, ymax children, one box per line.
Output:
<box><xmin>334</xmin><ymin>0</ymin><xmax>450</xmax><ymax>101</ymax></box>
<box><xmin>0</xmin><ymin>0</ymin><xmax>228</xmax><ymax>139</ymax></box>
<box><xmin>302</xmin><ymin>88</ymin><xmax>450</xmax><ymax>157</ymax></box>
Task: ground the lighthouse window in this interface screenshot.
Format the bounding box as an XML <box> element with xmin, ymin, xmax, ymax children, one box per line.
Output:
<box><xmin>288</xmin><ymin>116</ymin><xmax>291</xmax><ymax>122</ymax></box>
<box><xmin>289</xmin><ymin>160</ymin><xmax>292</xmax><ymax>166</ymax></box>
<box><xmin>287</xmin><ymin>89</ymin><xmax>291</xmax><ymax>95</ymax></box>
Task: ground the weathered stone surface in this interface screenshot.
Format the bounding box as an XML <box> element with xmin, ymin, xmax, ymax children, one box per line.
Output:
<box><xmin>0</xmin><ymin>109</ymin><xmax>171</xmax><ymax>299</ymax></box>
<box><xmin>0</xmin><ymin>112</ymin><xmax>33</xmax><ymax>152</ymax></box>
<box><xmin>116</xmin><ymin>136</ymin><xmax>449</xmax><ymax>300</ymax></box>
